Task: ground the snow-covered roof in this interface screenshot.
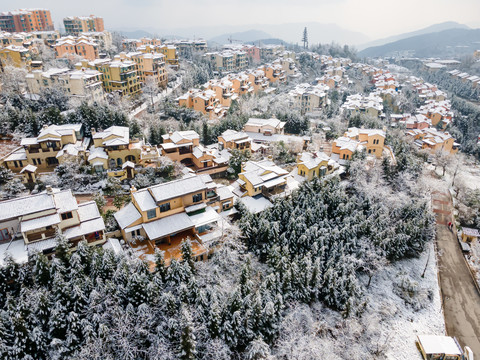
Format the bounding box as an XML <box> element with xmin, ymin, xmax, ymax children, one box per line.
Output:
<box><xmin>148</xmin><ymin>175</ymin><xmax>213</xmax><ymax>203</ymax></box>
<box><xmin>417</xmin><ymin>335</ymin><xmax>462</xmax><ymax>356</ymax></box>
<box><xmin>240</xmin><ymin>160</ymin><xmax>289</xmax><ymax>187</ymax></box>
<box><xmin>298</xmin><ymin>151</ymin><xmax>331</xmax><ymax>170</ymax></box>
<box><xmin>52</xmin><ymin>189</ymin><xmax>79</xmax><ymax>214</ymax></box>
<box><xmin>219</xmin><ymin>129</ymin><xmax>251</xmax><ymax>143</ymax></box>
<box><xmin>0</xmin><ymin>193</ymin><xmax>55</xmax><ymax>222</ymax></box>
<box><xmin>21</xmin><ymin>213</ymin><xmax>61</xmax><ymax>233</ymax></box>
<box><xmin>77</xmin><ymin>201</ymin><xmax>101</xmax><ymax>222</ymax></box>
<box><xmin>93</xmin><ymin>126</ymin><xmax>130</xmax><ymax>146</ymax></box>
<box><xmin>63</xmin><ymin>217</ymin><xmax>105</xmax><ymax>240</ymax></box>
<box><xmin>114</xmin><ymin>202</ymin><xmax>142</xmax><ymax>229</ymax></box>
<box><xmin>142</xmin><ymin>212</ymin><xmax>194</xmax><ymax>240</ymax></box>
<box><xmin>245</xmin><ymin>118</ymin><xmax>285</xmax><ymax>129</ymax></box>
<box><xmin>20</xmin><ymin>164</ymin><xmax>37</xmax><ymax>173</ymax></box>
<box><xmin>240</xmin><ymin>195</ymin><xmax>273</xmax><ymax>214</ymax></box>
<box><xmin>188</xmin><ymin>206</ymin><xmax>220</xmax><ymax>228</ymax></box>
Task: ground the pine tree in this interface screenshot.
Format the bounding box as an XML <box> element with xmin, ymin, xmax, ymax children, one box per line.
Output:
<box><xmin>181</xmin><ymin>238</ymin><xmax>196</xmax><ymax>274</ymax></box>
<box><xmin>302</xmin><ymin>27</ymin><xmax>308</xmax><ymax>49</ymax></box>
<box><xmin>179</xmin><ymin>308</ymin><xmax>197</xmax><ymax>360</ymax></box>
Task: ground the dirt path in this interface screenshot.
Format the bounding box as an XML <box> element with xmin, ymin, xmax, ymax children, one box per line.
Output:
<box><xmin>432</xmin><ymin>190</ymin><xmax>480</xmax><ymax>357</ymax></box>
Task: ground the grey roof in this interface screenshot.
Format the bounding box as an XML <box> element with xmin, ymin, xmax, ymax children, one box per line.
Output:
<box><xmin>132</xmin><ymin>190</ymin><xmax>157</xmax><ymax>212</ymax></box>
<box><xmin>63</xmin><ymin>217</ymin><xmax>105</xmax><ymax>240</ymax></box>
<box><xmin>0</xmin><ymin>193</ymin><xmax>55</xmax><ymax>222</ymax></box>
<box><xmin>114</xmin><ymin>202</ymin><xmax>142</xmax><ymax>229</ymax></box>
<box><xmin>52</xmin><ymin>190</ymin><xmax>79</xmax><ymax>214</ymax></box>
<box><xmin>142</xmin><ymin>212</ymin><xmax>194</xmax><ymax>240</ymax></box>
<box><xmin>21</xmin><ymin>213</ymin><xmax>61</xmax><ymax>233</ymax></box>
<box><xmin>77</xmin><ymin>201</ymin><xmax>101</xmax><ymax>222</ymax></box>
<box><xmin>148</xmin><ymin>175</ymin><xmax>210</xmax><ymax>203</ymax></box>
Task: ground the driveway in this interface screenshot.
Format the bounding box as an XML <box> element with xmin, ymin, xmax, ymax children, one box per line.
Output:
<box><xmin>432</xmin><ymin>190</ymin><xmax>480</xmax><ymax>357</ymax></box>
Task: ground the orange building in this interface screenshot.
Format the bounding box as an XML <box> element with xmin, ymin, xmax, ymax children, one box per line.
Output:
<box><xmin>54</xmin><ymin>36</ymin><xmax>99</xmax><ymax>61</ymax></box>
<box><xmin>0</xmin><ymin>9</ymin><xmax>53</xmax><ymax>32</ymax></box>
<box><xmin>63</xmin><ymin>15</ymin><xmax>104</xmax><ymax>35</ymax></box>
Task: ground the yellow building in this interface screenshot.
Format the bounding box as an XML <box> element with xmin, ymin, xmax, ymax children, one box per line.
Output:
<box><xmin>218</xmin><ymin>130</ymin><xmax>252</xmax><ymax>151</ymax></box>
<box><xmin>205</xmin><ymin>50</ymin><xmax>247</xmax><ymax>72</ymax></box>
<box><xmin>297</xmin><ymin>151</ymin><xmax>338</xmax><ymax>180</ymax></box>
<box><xmin>344</xmin><ymin>127</ymin><xmax>386</xmax><ymax>158</ymax></box>
<box><xmin>2</xmin><ymin>124</ymin><xmax>86</xmax><ymax>173</ymax></box>
<box><xmin>247</xmin><ymin>69</ymin><xmax>269</xmax><ymax>93</ymax></box>
<box><xmin>113</xmin><ymin>174</ymin><xmax>234</xmax><ymax>264</ymax></box>
<box><xmin>237</xmin><ymin>159</ymin><xmax>289</xmax><ymax>199</ymax></box>
<box><xmin>78</xmin><ymin>57</ymin><xmax>141</xmax><ymax>96</ymax></box>
<box><xmin>289</xmin><ymin>83</ymin><xmax>329</xmax><ymax>114</ymax></box>
<box><xmin>0</xmin><ymin>45</ymin><xmax>31</xmax><ymax>69</ymax></box>
<box><xmin>331</xmin><ymin>137</ymin><xmax>361</xmax><ymax>164</ymax></box>
<box><xmin>119</xmin><ymin>51</ymin><xmax>167</xmax><ymax>88</ymax></box>
<box><xmin>137</xmin><ymin>44</ymin><xmax>179</xmax><ymax>67</ymax></box>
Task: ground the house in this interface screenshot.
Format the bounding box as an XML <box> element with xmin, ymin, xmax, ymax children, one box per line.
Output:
<box><xmin>205</xmin><ymin>50</ymin><xmax>247</xmax><ymax>72</ymax></box>
<box><xmin>297</xmin><ymin>151</ymin><xmax>338</xmax><ymax>180</ymax></box>
<box><xmin>90</xmin><ymin>126</ymin><xmax>159</xmax><ymax>174</ymax></box>
<box><xmin>344</xmin><ymin>127</ymin><xmax>386</xmax><ymax>158</ymax></box>
<box><xmin>289</xmin><ymin>83</ymin><xmax>329</xmax><ymax>114</ymax></box>
<box><xmin>331</xmin><ymin>137</ymin><xmax>363</xmax><ymax>164</ymax></box>
<box><xmin>113</xmin><ymin>174</ymin><xmax>234</xmax><ymax>264</ymax></box>
<box><xmin>342</xmin><ymin>94</ymin><xmax>384</xmax><ymax>118</ymax></box>
<box><xmin>244</xmin><ymin>118</ymin><xmax>286</xmax><ymax>135</ymax></box>
<box><xmin>2</xmin><ymin>124</ymin><xmax>87</xmax><ymax>173</ymax></box>
<box><xmin>204</xmin><ymin>78</ymin><xmax>237</xmax><ymax>108</ymax></box>
<box><xmin>0</xmin><ymin>186</ymin><xmax>106</xmax><ymax>262</ymax></box>
<box><xmin>161</xmin><ymin>131</ymin><xmax>228</xmax><ymax>175</ymax></box>
<box><xmin>177</xmin><ymin>89</ymin><xmax>226</xmax><ymax>119</ymax></box>
<box><xmin>247</xmin><ymin>69</ymin><xmax>269</xmax><ymax>93</ymax></box>
<box><xmin>218</xmin><ymin>130</ymin><xmax>252</xmax><ymax>151</ymax></box>
<box><xmin>461</xmin><ymin>227</ymin><xmax>479</xmax><ymax>243</ymax></box>
<box><xmin>406</xmin><ymin>127</ymin><xmax>459</xmax><ymax>154</ymax></box>
<box><xmin>236</xmin><ymin>159</ymin><xmax>290</xmax><ymax>199</ymax></box>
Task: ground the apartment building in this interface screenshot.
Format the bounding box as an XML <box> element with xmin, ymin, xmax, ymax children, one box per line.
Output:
<box><xmin>289</xmin><ymin>83</ymin><xmax>329</xmax><ymax>114</ymax></box>
<box><xmin>343</xmin><ymin>127</ymin><xmax>386</xmax><ymax>158</ymax></box>
<box><xmin>78</xmin><ymin>57</ymin><xmax>141</xmax><ymax>96</ymax></box>
<box><xmin>206</xmin><ymin>50</ymin><xmax>247</xmax><ymax>72</ymax></box>
<box><xmin>297</xmin><ymin>151</ymin><xmax>338</xmax><ymax>180</ymax></box>
<box><xmin>0</xmin><ymin>187</ymin><xmax>105</xmax><ymax>260</ymax></box>
<box><xmin>177</xmin><ymin>88</ymin><xmax>226</xmax><ymax>119</ymax></box>
<box><xmin>223</xmin><ymin>44</ymin><xmax>260</xmax><ymax>64</ymax></box>
<box><xmin>218</xmin><ymin>130</ymin><xmax>252</xmax><ymax>151</ymax></box>
<box><xmin>123</xmin><ymin>37</ymin><xmax>162</xmax><ymax>51</ymax></box>
<box><xmin>26</xmin><ymin>67</ymin><xmax>104</xmax><ymax>103</ymax></box>
<box><xmin>0</xmin><ymin>45</ymin><xmax>31</xmax><ymax>69</ymax></box>
<box><xmin>165</xmin><ymin>39</ymin><xmax>207</xmax><ymax>57</ymax></box>
<box><xmin>160</xmin><ymin>131</ymin><xmax>228</xmax><ymax>175</ymax></box>
<box><xmin>114</xmin><ymin>174</ymin><xmax>234</xmax><ymax>263</ymax></box>
<box><xmin>63</xmin><ymin>15</ymin><xmax>104</xmax><ymax>35</ymax></box>
<box><xmin>2</xmin><ymin>124</ymin><xmax>87</xmax><ymax>173</ymax></box>
<box><xmin>244</xmin><ymin>118</ymin><xmax>286</xmax><ymax>135</ymax></box>
<box><xmin>119</xmin><ymin>51</ymin><xmax>167</xmax><ymax>88</ymax></box>
<box><xmin>0</xmin><ymin>9</ymin><xmax>54</xmax><ymax>33</ymax></box>
<box><xmin>236</xmin><ymin>159</ymin><xmax>290</xmax><ymax>199</ymax></box>
<box><xmin>54</xmin><ymin>35</ymin><xmax>99</xmax><ymax>60</ymax></box>
<box><xmin>406</xmin><ymin>127</ymin><xmax>459</xmax><ymax>154</ymax></box>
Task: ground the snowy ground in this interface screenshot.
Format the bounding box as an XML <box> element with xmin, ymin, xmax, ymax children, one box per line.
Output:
<box><xmin>272</xmin><ymin>242</ymin><xmax>445</xmax><ymax>360</ymax></box>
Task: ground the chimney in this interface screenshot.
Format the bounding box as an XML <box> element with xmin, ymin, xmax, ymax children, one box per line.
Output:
<box><xmin>130</xmin><ymin>185</ymin><xmax>137</xmax><ymax>194</ymax></box>
<box><xmin>46</xmin><ymin>185</ymin><xmax>53</xmax><ymax>195</ymax></box>
<box><xmin>42</xmin><ymin>124</ymin><xmax>48</xmax><ymax>130</ymax></box>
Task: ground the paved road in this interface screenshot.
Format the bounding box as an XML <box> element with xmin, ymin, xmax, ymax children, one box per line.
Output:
<box><xmin>432</xmin><ymin>191</ymin><xmax>480</xmax><ymax>357</ymax></box>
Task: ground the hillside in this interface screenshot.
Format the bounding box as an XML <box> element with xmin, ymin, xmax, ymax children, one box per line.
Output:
<box><xmin>358</xmin><ymin>21</ymin><xmax>469</xmax><ymax>50</ymax></box>
<box><xmin>358</xmin><ymin>28</ymin><xmax>480</xmax><ymax>58</ymax></box>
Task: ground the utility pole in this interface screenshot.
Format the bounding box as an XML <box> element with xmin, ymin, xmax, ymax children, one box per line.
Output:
<box><xmin>302</xmin><ymin>27</ymin><xmax>308</xmax><ymax>49</ymax></box>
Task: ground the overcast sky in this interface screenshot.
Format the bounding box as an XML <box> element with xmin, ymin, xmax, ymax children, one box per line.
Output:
<box><xmin>4</xmin><ymin>0</ymin><xmax>480</xmax><ymax>40</ymax></box>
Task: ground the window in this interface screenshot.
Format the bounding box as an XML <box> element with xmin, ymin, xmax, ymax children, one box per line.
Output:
<box><xmin>160</xmin><ymin>202</ymin><xmax>171</xmax><ymax>213</ymax></box>
<box><xmin>0</xmin><ymin>228</ymin><xmax>11</xmax><ymax>242</ymax></box>
<box><xmin>193</xmin><ymin>193</ymin><xmax>203</xmax><ymax>202</ymax></box>
<box><xmin>131</xmin><ymin>229</ymin><xmax>141</xmax><ymax>237</ymax></box>
<box><xmin>147</xmin><ymin>209</ymin><xmax>156</xmax><ymax>219</ymax></box>
<box><xmin>368</xmin><ymin>149</ymin><xmax>372</xmax><ymax>154</ymax></box>
<box><xmin>61</xmin><ymin>212</ymin><xmax>73</xmax><ymax>220</ymax></box>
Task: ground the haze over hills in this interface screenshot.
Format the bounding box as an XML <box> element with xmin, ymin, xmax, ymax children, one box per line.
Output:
<box><xmin>357</xmin><ymin>21</ymin><xmax>470</xmax><ymax>50</ymax></box>
<box><xmin>209</xmin><ymin>30</ymin><xmax>274</xmax><ymax>46</ymax></box>
<box><xmin>113</xmin><ymin>22</ymin><xmax>370</xmax><ymax>46</ymax></box>
<box><xmin>358</xmin><ymin>28</ymin><xmax>480</xmax><ymax>58</ymax></box>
